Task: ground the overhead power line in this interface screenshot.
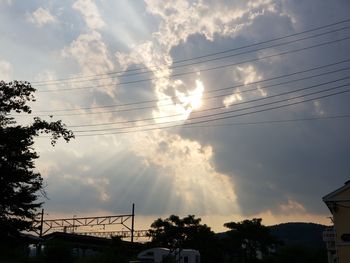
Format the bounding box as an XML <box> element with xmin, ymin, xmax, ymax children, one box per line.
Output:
<box><xmin>69</xmin><ymin>81</ymin><xmax>350</xmax><ymax>132</ymax></box>
<box><xmin>32</xmin><ymin>18</ymin><xmax>350</xmax><ymax>85</ymax></box>
<box><xmin>67</xmin><ymin>88</ymin><xmax>350</xmax><ymax>136</ymax></box>
<box><xmin>34</xmin><ymin>25</ymin><xmax>350</xmax><ymax>86</ymax></box>
<box><xmin>39</xmin><ymin>113</ymin><xmax>350</xmax><ymax>138</ymax></box>
<box><xmin>31</xmin><ymin>59</ymin><xmax>350</xmax><ymax>113</ymax></box>
<box><xmin>29</xmin><ymin>63</ymin><xmax>350</xmax><ymax>116</ymax></box>
<box><xmin>35</xmin><ymin>35</ymin><xmax>350</xmax><ymax>92</ymax></box>
<box><xmin>180</xmin><ymin>114</ymin><xmax>350</xmax><ymax>129</ymax></box>
<box><xmin>37</xmin><ymin>36</ymin><xmax>350</xmax><ymax>93</ymax></box>
<box><xmin>61</xmin><ymin>75</ymin><xmax>350</xmax><ymax>128</ymax></box>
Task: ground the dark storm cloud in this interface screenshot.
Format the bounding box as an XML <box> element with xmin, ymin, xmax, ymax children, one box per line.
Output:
<box><xmin>5</xmin><ymin>0</ymin><xmax>350</xmax><ymax>221</ymax></box>
<box><xmin>175</xmin><ymin>1</ymin><xmax>350</xmax><ymax>215</ymax></box>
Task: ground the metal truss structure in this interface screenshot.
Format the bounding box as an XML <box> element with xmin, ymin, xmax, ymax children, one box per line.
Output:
<box><xmin>33</xmin><ymin>214</ymin><xmax>132</xmax><ymax>235</ymax></box>
<box><xmin>33</xmin><ymin>204</ymin><xmax>141</xmax><ymax>242</ymax></box>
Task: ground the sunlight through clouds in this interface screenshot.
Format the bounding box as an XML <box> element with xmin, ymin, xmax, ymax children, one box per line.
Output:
<box><xmin>3</xmin><ymin>0</ymin><xmax>350</xmax><ymax>231</ymax></box>
<box><xmin>130</xmin><ymin>130</ymin><xmax>238</xmax><ymax>215</ymax></box>
<box><xmin>73</xmin><ymin>0</ymin><xmax>106</xmax><ymax>30</ymax></box>
<box><xmin>152</xmin><ymin>79</ymin><xmax>205</xmax><ymax>123</ymax></box>
<box><xmin>178</xmin><ymin>79</ymin><xmax>205</xmax><ymax>110</ymax></box>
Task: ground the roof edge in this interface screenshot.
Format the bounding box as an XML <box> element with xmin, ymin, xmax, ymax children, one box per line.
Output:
<box><xmin>323</xmin><ymin>180</ymin><xmax>350</xmax><ymax>202</ymax></box>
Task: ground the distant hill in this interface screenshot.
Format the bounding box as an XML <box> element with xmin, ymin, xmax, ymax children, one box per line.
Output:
<box><xmin>268</xmin><ymin>222</ymin><xmax>328</xmax><ymax>248</ymax></box>
<box><xmin>216</xmin><ymin>222</ymin><xmax>328</xmax><ymax>248</ymax></box>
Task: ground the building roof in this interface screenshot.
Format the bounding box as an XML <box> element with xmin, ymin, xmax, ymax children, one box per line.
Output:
<box><xmin>323</xmin><ymin>180</ymin><xmax>350</xmax><ymax>203</ymax></box>
<box><xmin>43</xmin><ymin>232</ymin><xmax>112</xmax><ymax>248</ymax></box>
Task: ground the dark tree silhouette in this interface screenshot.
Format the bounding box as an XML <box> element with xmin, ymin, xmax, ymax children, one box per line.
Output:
<box><xmin>224</xmin><ymin>218</ymin><xmax>277</xmax><ymax>262</ymax></box>
<box><xmin>0</xmin><ymin>80</ymin><xmax>74</xmax><ymax>238</ymax></box>
<box><xmin>148</xmin><ymin>215</ymin><xmax>222</xmax><ymax>263</ymax></box>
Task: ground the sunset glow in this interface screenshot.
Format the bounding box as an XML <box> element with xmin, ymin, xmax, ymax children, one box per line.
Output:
<box><xmin>1</xmin><ymin>0</ymin><xmax>349</xmax><ymax>242</ymax></box>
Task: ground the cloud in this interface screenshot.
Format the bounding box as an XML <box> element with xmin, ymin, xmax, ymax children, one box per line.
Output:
<box><xmin>73</xmin><ymin>0</ymin><xmax>106</xmax><ymax>30</ymax></box>
<box><xmin>0</xmin><ymin>59</ymin><xmax>13</xmax><ymax>81</ymax></box>
<box><xmin>6</xmin><ymin>0</ymin><xmax>349</xmax><ymax>224</ymax></box>
<box><xmin>223</xmin><ymin>65</ymin><xmax>265</xmax><ymax>107</ymax></box>
<box><xmin>109</xmin><ymin>0</ymin><xmax>287</xmax><ymax>217</ymax></box>
<box><xmin>35</xmin><ymin>129</ymin><xmax>237</xmax><ymax>216</ymax></box>
<box><xmin>62</xmin><ymin>31</ymin><xmax>113</xmax><ymax>73</ymax></box>
<box><xmin>129</xmin><ymin>130</ymin><xmax>238</xmax><ymax>215</ymax></box>
<box><xmin>116</xmin><ymin>0</ymin><xmax>350</xmax><ymax>217</ymax></box>
<box><xmin>114</xmin><ymin>0</ymin><xmax>278</xmax><ymax>135</ymax></box>
<box><xmin>279</xmin><ymin>199</ymin><xmax>306</xmax><ymax>215</ymax></box>
<box><xmin>61</xmin><ymin>31</ymin><xmax>116</xmax><ymax>97</ymax></box>
<box><xmin>26</xmin><ymin>7</ymin><xmax>57</xmax><ymax>27</ymax></box>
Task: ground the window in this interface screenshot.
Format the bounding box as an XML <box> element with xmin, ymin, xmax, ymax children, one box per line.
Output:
<box><xmin>183</xmin><ymin>256</ymin><xmax>189</xmax><ymax>263</ymax></box>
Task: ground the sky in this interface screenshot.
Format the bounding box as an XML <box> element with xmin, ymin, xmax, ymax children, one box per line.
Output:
<box><xmin>1</xmin><ymin>0</ymin><xmax>350</xmax><ymax>233</ymax></box>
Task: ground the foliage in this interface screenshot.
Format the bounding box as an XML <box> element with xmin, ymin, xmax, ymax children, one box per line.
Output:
<box><xmin>0</xmin><ymin>80</ymin><xmax>74</xmax><ymax>238</ymax></box>
<box><xmin>223</xmin><ymin>218</ymin><xmax>277</xmax><ymax>263</ymax></box>
<box><xmin>0</xmin><ymin>239</ymin><xmax>29</xmax><ymax>262</ymax></box>
<box><xmin>148</xmin><ymin>214</ymin><xmax>223</xmax><ymax>263</ymax></box>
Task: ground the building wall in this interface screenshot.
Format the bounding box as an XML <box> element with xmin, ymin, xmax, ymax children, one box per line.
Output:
<box><xmin>332</xmin><ymin>188</ymin><xmax>350</xmax><ymax>263</ymax></box>
<box><xmin>333</xmin><ymin>188</ymin><xmax>350</xmax><ymax>200</ymax></box>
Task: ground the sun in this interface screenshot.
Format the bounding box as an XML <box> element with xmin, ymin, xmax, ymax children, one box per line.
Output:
<box><xmin>152</xmin><ymin>79</ymin><xmax>205</xmax><ymax>123</ymax></box>
<box><xmin>188</xmin><ymin>79</ymin><xmax>204</xmax><ymax>110</ymax></box>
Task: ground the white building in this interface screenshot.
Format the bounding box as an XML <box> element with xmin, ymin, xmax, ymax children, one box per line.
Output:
<box><xmin>135</xmin><ymin>247</ymin><xmax>200</xmax><ymax>263</ymax></box>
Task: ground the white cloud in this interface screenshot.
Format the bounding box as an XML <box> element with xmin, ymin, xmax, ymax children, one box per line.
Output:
<box><xmin>73</xmin><ymin>0</ymin><xmax>106</xmax><ymax>30</ymax></box>
<box><xmin>110</xmin><ymin>0</ymin><xmax>283</xmax><ymax>216</ymax></box>
<box><xmin>130</xmin><ymin>130</ymin><xmax>238</xmax><ymax>215</ymax></box>
<box><xmin>18</xmin><ymin>0</ymin><xmax>350</xmax><ymax>220</ymax></box>
<box><xmin>279</xmin><ymin>199</ymin><xmax>306</xmax><ymax>215</ymax></box>
<box><xmin>224</xmin><ymin>65</ymin><xmax>265</xmax><ymax>107</ymax></box>
<box><xmin>0</xmin><ymin>59</ymin><xmax>13</xmax><ymax>81</ymax></box>
<box><xmin>115</xmin><ymin>0</ymin><xmax>278</xmax><ymax>124</ymax></box>
<box><xmin>145</xmin><ymin>0</ymin><xmax>276</xmax><ymax>47</ymax></box>
<box><xmin>26</xmin><ymin>7</ymin><xmax>57</xmax><ymax>27</ymax></box>
<box><xmin>61</xmin><ymin>31</ymin><xmax>115</xmax><ymax>97</ymax></box>
<box><xmin>62</xmin><ymin>31</ymin><xmax>112</xmax><ymax>73</ymax></box>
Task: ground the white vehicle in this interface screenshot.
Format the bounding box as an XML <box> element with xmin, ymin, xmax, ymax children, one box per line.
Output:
<box><xmin>135</xmin><ymin>247</ymin><xmax>200</xmax><ymax>263</ymax></box>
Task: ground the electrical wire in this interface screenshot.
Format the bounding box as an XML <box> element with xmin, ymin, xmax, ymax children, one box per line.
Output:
<box><xmin>69</xmin><ymin>82</ymin><xmax>350</xmax><ymax>132</ymax></box>
<box><xmin>31</xmin><ymin>18</ymin><xmax>350</xmax><ymax>85</ymax></box>
<box><xmin>34</xmin><ymin>25</ymin><xmax>350</xmax><ymax>86</ymax></box>
<box><xmin>180</xmin><ymin>114</ymin><xmax>350</xmax><ymax>129</ymax></box>
<box><xmin>61</xmin><ymin>76</ymin><xmax>350</xmax><ymax>128</ymax></box>
<box><xmin>66</xmin><ymin>88</ymin><xmax>350</xmax><ymax>136</ymax></box>
<box><xmin>22</xmin><ymin>74</ymin><xmax>350</xmax><ymax>124</ymax></box>
<box><xmin>30</xmin><ymin>59</ymin><xmax>350</xmax><ymax>113</ymax></box>
<box><xmin>35</xmin><ymin>35</ymin><xmax>350</xmax><ymax>92</ymax></box>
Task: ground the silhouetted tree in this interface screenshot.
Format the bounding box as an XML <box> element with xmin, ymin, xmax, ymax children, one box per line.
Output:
<box><xmin>0</xmin><ymin>80</ymin><xmax>74</xmax><ymax>239</ymax></box>
<box><xmin>224</xmin><ymin>218</ymin><xmax>277</xmax><ymax>263</ymax></box>
<box><xmin>148</xmin><ymin>215</ymin><xmax>222</xmax><ymax>263</ymax></box>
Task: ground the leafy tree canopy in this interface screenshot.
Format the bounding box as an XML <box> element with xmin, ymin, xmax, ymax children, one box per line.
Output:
<box><xmin>0</xmin><ymin>80</ymin><xmax>74</xmax><ymax>238</ymax></box>
<box><xmin>149</xmin><ymin>214</ymin><xmax>213</xmax><ymax>247</ymax></box>
<box><xmin>224</xmin><ymin>218</ymin><xmax>277</xmax><ymax>262</ymax></box>
<box><xmin>148</xmin><ymin>215</ymin><xmax>222</xmax><ymax>263</ymax></box>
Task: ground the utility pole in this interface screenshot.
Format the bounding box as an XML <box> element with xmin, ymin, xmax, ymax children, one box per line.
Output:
<box><xmin>37</xmin><ymin>209</ymin><xmax>44</xmax><ymax>256</ymax></box>
<box><xmin>131</xmin><ymin>203</ymin><xmax>135</xmax><ymax>244</ymax></box>
<box><xmin>39</xmin><ymin>209</ymin><xmax>44</xmax><ymax>237</ymax></box>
